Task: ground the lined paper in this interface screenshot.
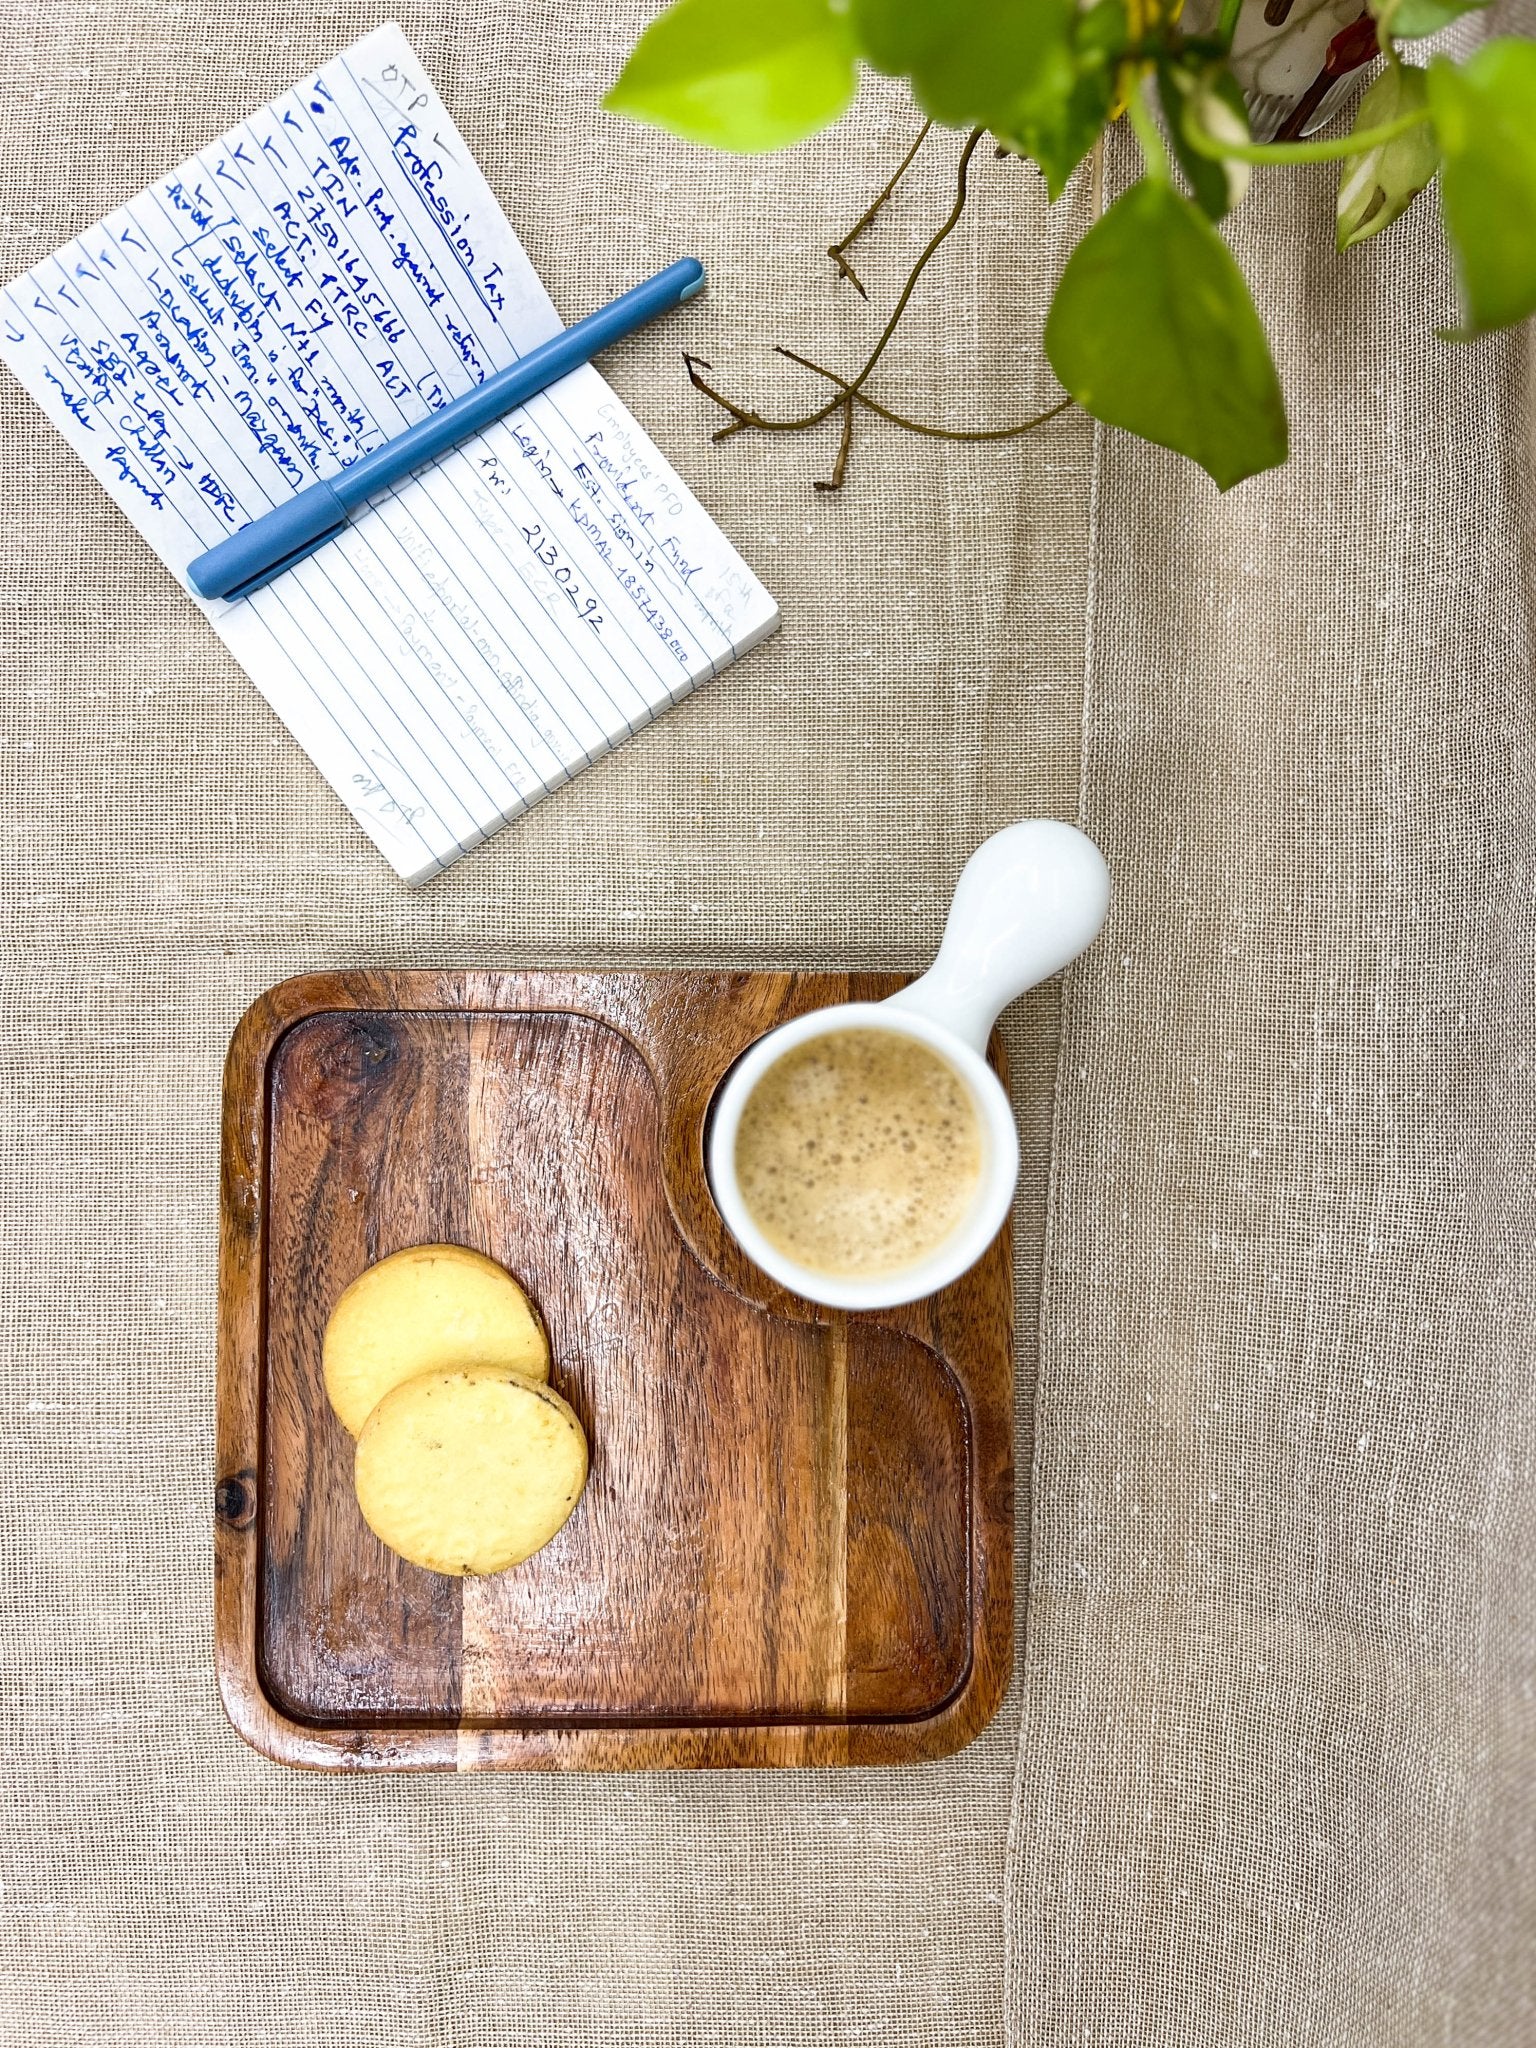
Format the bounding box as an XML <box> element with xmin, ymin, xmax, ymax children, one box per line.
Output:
<box><xmin>0</xmin><ymin>21</ymin><xmax>778</xmax><ymax>882</ymax></box>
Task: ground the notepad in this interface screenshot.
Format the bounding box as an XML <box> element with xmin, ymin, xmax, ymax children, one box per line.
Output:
<box><xmin>0</xmin><ymin>22</ymin><xmax>778</xmax><ymax>884</ymax></box>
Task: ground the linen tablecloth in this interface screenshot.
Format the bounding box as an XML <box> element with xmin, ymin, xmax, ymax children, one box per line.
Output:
<box><xmin>0</xmin><ymin>4</ymin><xmax>1530</xmax><ymax>2042</ymax></box>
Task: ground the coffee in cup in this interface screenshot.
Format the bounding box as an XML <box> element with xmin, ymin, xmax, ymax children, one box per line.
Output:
<box><xmin>732</xmin><ymin>1026</ymin><xmax>983</xmax><ymax>1279</ymax></box>
<box><xmin>707</xmin><ymin>821</ymin><xmax>1111</xmax><ymax>1310</ymax></box>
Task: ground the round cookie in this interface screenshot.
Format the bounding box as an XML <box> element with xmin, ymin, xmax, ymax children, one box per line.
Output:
<box><xmin>354</xmin><ymin>1366</ymin><xmax>589</xmax><ymax>1576</ymax></box>
<box><xmin>323</xmin><ymin>1243</ymin><xmax>548</xmax><ymax>1438</ymax></box>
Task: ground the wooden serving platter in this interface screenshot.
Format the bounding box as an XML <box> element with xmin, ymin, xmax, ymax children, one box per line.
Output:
<box><xmin>216</xmin><ymin>970</ymin><xmax>1014</xmax><ymax>1771</ymax></box>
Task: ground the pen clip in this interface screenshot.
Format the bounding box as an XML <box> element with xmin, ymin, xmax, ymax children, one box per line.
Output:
<box><xmin>201</xmin><ymin>521</ymin><xmax>349</xmax><ymax>604</ymax></box>
<box><xmin>187</xmin><ymin>474</ymin><xmax>349</xmax><ymax>602</ymax></box>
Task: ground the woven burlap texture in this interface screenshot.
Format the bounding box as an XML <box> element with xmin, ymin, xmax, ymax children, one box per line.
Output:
<box><xmin>1013</xmin><ymin>109</ymin><xmax>1536</xmax><ymax>2048</ymax></box>
<box><xmin>1</xmin><ymin>3</ymin><xmax>1532</xmax><ymax>2044</ymax></box>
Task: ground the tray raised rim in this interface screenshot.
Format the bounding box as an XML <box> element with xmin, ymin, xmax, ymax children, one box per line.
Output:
<box><xmin>215</xmin><ymin>967</ymin><xmax>1015</xmax><ymax>1772</ymax></box>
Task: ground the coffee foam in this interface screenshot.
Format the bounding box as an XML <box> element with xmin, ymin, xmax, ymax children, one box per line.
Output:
<box><xmin>733</xmin><ymin>1028</ymin><xmax>983</xmax><ymax>1279</ymax></box>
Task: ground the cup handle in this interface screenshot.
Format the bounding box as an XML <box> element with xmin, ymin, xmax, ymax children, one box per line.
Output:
<box><xmin>885</xmin><ymin>820</ymin><xmax>1110</xmax><ymax>1054</ymax></box>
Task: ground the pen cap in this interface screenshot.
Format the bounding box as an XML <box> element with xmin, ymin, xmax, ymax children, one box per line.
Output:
<box><xmin>187</xmin><ymin>477</ymin><xmax>347</xmax><ymax>602</ymax></box>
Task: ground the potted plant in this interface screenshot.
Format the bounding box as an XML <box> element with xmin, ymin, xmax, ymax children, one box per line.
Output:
<box><xmin>602</xmin><ymin>0</ymin><xmax>1536</xmax><ymax>491</ymax></box>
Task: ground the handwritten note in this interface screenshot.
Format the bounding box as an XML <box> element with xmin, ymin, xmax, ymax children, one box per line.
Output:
<box><xmin>0</xmin><ymin>21</ymin><xmax>778</xmax><ymax>882</ymax></box>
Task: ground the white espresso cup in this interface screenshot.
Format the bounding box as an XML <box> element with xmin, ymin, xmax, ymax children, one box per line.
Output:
<box><xmin>707</xmin><ymin>820</ymin><xmax>1111</xmax><ymax>1309</ymax></box>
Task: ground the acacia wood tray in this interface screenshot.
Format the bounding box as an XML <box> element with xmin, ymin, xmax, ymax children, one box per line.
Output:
<box><xmin>216</xmin><ymin>969</ymin><xmax>1014</xmax><ymax>1771</ymax></box>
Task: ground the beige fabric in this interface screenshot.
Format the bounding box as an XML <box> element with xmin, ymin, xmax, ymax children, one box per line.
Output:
<box><xmin>1010</xmin><ymin>38</ymin><xmax>1536</xmax><ymax>2041</ymax></box>
<box><xmin>1</xmin><ymin>3</ymin><xmax>1532</xmax><ymax>2044</ymax></box>
<box><xmin>0</xmin><ymin>5</ymin><xmax>1090</xmax><ymax>2043</ymax></box>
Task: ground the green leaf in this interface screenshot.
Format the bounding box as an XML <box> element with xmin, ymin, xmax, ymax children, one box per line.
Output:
<box><xmin>995</xmin><ymin>48</ymin><xmax>1114</xmax><ymax>201</ymax></box>
<box><xmin>850</xmin><ymin>0</ymin><xmax>1076</xmax><ymax>129</ymax></box>
<box><xmin>1371</xmin><ymin>0</ymin><xmax>1488</xmax><ymax>41</ymax></box>
<box><xmin>1336</xmin><ymin>63</ymin><xmax>1438</xmax><ymax>251</ymax></box>
<box><xmin>847</xmin><ymin>0</ymin><xmax>943</xmax><ymax>74</ymax></box>
<box><xmin>603</xmin><ymin>0</ymin><xmax>856</xmax><ymax>152</ymax></box>
<box><xmin>1075</xmin><ymin>0</ymin><xmax>1130</xmax><ymax>68</ymax></box>
<box><xmin>1043</xmin><ymin>178</ymin><xmax>1287</xmax><ymax>489</ymax></box>
<box><xmin>1160</xmin><ymin>61</ymin><xmax>1252</xmax><ymax>222</ymax></box>
<box><xmin>991</xmin><ymin>0</ymin><xmax>1125</xmax><ymax>201</ymax></box>
<box><xmin>1428</xmin><ymin>38</ymin><xmax>1536</xmax><ymax>336</ymax></box>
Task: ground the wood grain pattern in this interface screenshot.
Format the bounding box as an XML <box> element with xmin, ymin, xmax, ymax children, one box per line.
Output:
<box><xmin>216</xmin><ymin>971</ymin><xmax>1014</xmax><ymax>1771</ymax></box>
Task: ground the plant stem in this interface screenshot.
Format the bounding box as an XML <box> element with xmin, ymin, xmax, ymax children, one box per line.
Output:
<box><xmin>1182</xmin><ymin>106</ymin><xmax>1430</xmax><ymax>163</ymax></box>
<box><xmin>815</xmin><ymin>394</ymin><xmax>856</xmax><ymax>490</ymax></box>
<box><xmin>776</xmin><ymin>346</ymin><xmax>1074</xmax><ymax>442</ymax></box>
<box><xmin>685</xmin><ymin>126</ymin><xmax>989</xmax><ymax>444</ymax></box>
<box><xmin>848</xmin><ymin>127</ymin><xmax>987</xmax><ymax>400</ymax></box>
<box><xmin>1122</xmin><ymin>68</ymin><xmax>1172</xmax><ymax>183</ymax></box>
<box><xmin>680</xmin><ymin>126</ymin><xmax>1073</xmax><ymax>492</ymax></box>
<box><xmin>1216</xmin><ymin>0</ymin><xmax>1246</xmax><ymax>44</ymax></box>
<box><xmin>828</xmin><ymin>119</ymin><xmax>933</xmax><ymax>298</ymax></box>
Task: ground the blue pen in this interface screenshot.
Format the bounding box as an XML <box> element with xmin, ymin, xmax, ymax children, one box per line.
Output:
<box><xmin>186</xmin><ymin>257</ymin><xmax>707</xmax><ymax>603</ymax></box>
